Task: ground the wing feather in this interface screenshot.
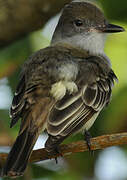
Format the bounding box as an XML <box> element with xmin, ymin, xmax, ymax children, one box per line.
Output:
<box><xmin>10</xmin><ymin>75</ymin><xmax>40</xmax><ymax>128</ymax></box>
<box><xmin>10</xmin><ymin>75</ymin><xmax>26</xmax><ymax>128</ymax></box>
<box><xmin>48</xmin><ymin>99</ymin><xmax>85</xmax><ymax>136</ymax></box>
<box><xmin>49</xmin><ymin>97</ymin><xmax>82</xmax><ymax>125</ymax></box>
<box><xmin>47</xmin><ymin>69</ymin><xmax>117</xmax><ymax>137</ymax></box>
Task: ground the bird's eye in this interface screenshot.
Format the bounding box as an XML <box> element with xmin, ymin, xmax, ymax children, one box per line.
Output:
<box><xmin>74</xmin><ymin>19</ymin><xmax>83</xmax><ymax>27</ymax></box>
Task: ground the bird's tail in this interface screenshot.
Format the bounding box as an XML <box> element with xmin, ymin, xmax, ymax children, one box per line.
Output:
<box><xmin>2</xmin><ymin>127</ymin><xmax>38</xmax><ymax>177</ymax></box>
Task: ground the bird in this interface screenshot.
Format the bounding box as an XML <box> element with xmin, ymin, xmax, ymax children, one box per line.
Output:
<box><xmin>2</xmin><ymin>0</ymin><xmax>124</xmax><ymax>177</ymax></box>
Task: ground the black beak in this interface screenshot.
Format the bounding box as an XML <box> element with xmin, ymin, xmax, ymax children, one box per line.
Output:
<box><xmin>99</xmin><ymin>24</ymin><xmax>125</xmax><ymax>33</ymax></box>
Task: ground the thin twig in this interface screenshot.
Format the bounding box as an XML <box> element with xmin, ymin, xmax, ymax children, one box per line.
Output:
<box><xmin>0</xmin><ymin>132</ymin><xmax>127</xmax><ymax>167</ymax></box>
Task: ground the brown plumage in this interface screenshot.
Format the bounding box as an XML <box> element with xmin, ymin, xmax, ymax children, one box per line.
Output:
<box><xmin>2</xmin><ymin>44</ymin><xmax>117</xmax><ymax>177</ymax></box>
<box><xmin>2</xmin><ymin>0</ymin><xmax>124</xmax><ymax>177</ymax></box>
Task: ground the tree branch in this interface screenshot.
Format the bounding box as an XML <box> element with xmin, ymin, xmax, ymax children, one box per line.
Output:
<box><xmin>0</xmin><ymin>132</ymin><xmax>127</xmax><ymax>168</ymax></box>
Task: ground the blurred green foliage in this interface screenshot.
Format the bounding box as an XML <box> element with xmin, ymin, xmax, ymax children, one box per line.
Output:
<box><xmin>0</xmin><ymin>0</ymin><xmax>127</xmax><ymax>180</ymax></box>
<box><xmin>100</xmin><ymin>0</ymin><xmax>127</xmax><ymax>22</ymax></box>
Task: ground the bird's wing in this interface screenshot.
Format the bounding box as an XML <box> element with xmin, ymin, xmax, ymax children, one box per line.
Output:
<box><xmin>4</xmin><ymin>74</ymin><xmax>54</xmax><ymax>177</ymax></box>
<box><xmin>47</xmin><ymin>61</ymin><xmax>117</xmax><ymax>137</ymax></box>
<box><xmin>10</xmin><ymin>73</ymin><xmax>26</xmax><ymax>128</ymax></box>
<box><xmin>9</xmin><ymin>49</ymin><xmax>55</xmax><ymax>131</ymax></box>
<box><xmin>10</xmin><ymin>72</ymin><xmax>54</xmax><ymax>132</ymax></box>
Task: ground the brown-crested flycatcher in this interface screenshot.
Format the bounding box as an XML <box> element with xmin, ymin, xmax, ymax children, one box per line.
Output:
<box><xmin>2</xmin><ymin>0</ymin><xmax>124</xmax><ymax>177</ymax></box>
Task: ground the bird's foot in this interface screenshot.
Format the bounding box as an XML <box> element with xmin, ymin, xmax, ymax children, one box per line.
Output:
<box><xmin>84</xmin><ymin>130</ymin><xmax>93</xmax><ymax>155</ymax></box>
<box><xmin>54</xmin><ymin>146</ymin><xmax>63</xmax><ymax>164</ymax></box>
<box><xmin>45</xmin><ymin>146</ymin><xmax>62</xmax><ymax>164</ymax></box>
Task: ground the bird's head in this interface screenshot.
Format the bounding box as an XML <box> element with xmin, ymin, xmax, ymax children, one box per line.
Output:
<box><xmin>51</xmin><ymin>1</ymin><xmax>124</xmax><ymax>55</ymax></box>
